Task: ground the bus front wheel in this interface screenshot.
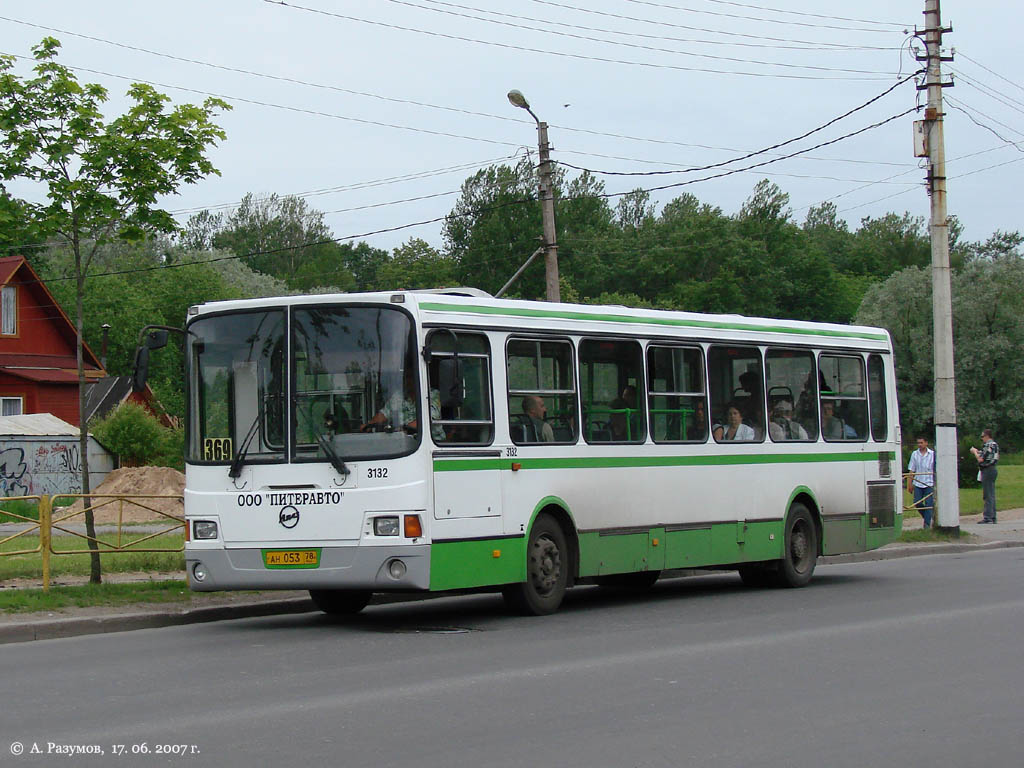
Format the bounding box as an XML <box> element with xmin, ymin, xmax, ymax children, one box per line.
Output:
<box><xmin>777</xmin><ymin>502</ymin><xmax>818</xmax><ymax>588</ymax></box>
<box><xmin>309</xmin><ymin>589</ymin><xmax>372</xmax><ymax>615</ymax></box>
<box><xmin>503</xmin><ymin>514</ymin><xmax>569</xmax><ymax>616</ymax></box>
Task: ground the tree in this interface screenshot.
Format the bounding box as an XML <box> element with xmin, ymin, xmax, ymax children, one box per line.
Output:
<box><xmin>0</xmin><ymin>38</ymin><xmax>228</xmax><ymax>582</ymax></box>
<box><xmin>376</xmin><ymin>238</ymin><xmax>458</xmax><ymax>290</ymax></box>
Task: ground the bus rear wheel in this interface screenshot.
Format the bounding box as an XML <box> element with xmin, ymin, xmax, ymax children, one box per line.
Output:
<box><xmin>776</xmin><ymin>502</ymin><xmax>818</xmax><ymax>588</ymax></box>
<box><xmin>309</xmin><ymin>589</ymin><xmax>372</xmax><ymax>615</ymax></box>
<box><xmin>503</xmin><ymin>514</ymin><xmax>569</xmax><ymax>616</ymax></box>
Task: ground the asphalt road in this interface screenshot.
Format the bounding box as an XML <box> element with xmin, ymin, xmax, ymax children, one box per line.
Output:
<box><xmin>4</xmin><ymin>550</ymin><xmax>1023</xmax><ymax>768</ymax></box>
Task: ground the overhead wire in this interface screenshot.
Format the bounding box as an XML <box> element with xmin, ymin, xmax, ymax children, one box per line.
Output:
<box><xmin>688</xmin><ymin>0</ymin><xmax>910</xmax><ymax>28</ymax></box>
<box><xmin>551</xmin><ymin>72</ymin><xmax>920</xmax><ymax>177</ymax></box>
<box><xmin>0</xmin><ymin>16</ymin><xmax>913</xmax><ymax>170</ymax></box>
<box><xmin>619</xmin><ymin>0</ymin><xmax>907</xmax><ymax>32</ymax></box>
<box><xmin>525</xmin><ymin>0</ymin><xmax>899</xmax><ymax>49</ymax></box>
<box><xmin>264</xmin><ymin>0</ymin><xmax>895</xmax><ymax>80</ymax></box>
<box><xmin>382</xmin><ymin>0</ymin><xmax>897</xmax><ymax>74</ymax></box>
<box><xmin>404</xmin><ymin>0</ymin><xmax>897</xmax><ymax>52</ymax></box>
<box><xmin>956</xmin><ymin>52</ymin><xmax>1024</xmax><ymax>95</ymax></box>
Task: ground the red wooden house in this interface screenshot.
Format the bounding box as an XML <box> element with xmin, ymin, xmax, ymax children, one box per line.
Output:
<box><xmin>0</xmin><ymin>255</ymin><xmax>106</xmax><ymax>425</ymax></box>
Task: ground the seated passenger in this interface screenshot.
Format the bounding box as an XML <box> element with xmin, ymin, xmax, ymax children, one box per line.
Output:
<box><xmin>522</xmin><ymin>395</ymin><xmax>554</xmax><ymax>442</ymax></box>
<box><xmin>686</xmin><ymin>399</ymin><xmax>707</xmax><ymax>441</ymax></box>
<box><xmin>769</xmin><ymin>399</ymin><xmax>809</xmax><ymax>441</ymax></box>
<box><xmin>821</xmin><ymin>400</ymin><xmax>847</xmax><ymax>440</ymax></box>
<box><xmin>713</xmin><ymin>402</ymin><xmax>755</xmax><ymax>442</ymax></box>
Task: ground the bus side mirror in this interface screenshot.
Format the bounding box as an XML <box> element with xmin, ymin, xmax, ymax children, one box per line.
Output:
<box><xmin>439</xmin><ymin>358</ymin><xmax>465</xmax><ymax>408</ymax></box>
<box><xmin>132</xmin><ymin>346</ymin><xmax>150</xmax><ymax>393</ymax></box>
<box><xmin>145</xmin><ymin>329</ymin><xmax>170</xmax><ymax>351</ymax></box>
<box><xmin>131</xmin><ymin>326</ymin><xmax>181</xmax><ymax>392</ymax></box>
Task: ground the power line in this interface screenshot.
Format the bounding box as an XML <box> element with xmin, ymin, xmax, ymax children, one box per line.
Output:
<box><xmin>950</xmin><ymin>70</ymin><xmax>1024</xmax><ymax>117</ymax></box>
<box><xmin>401</xmin><ymin>0</ymin><xmax>897</xmax><ymax>51</ymax></box>
<box><xmin>0</xmin><ymin>50</ymin><xmax>523</xmax><ymax>148</ymax></box>
<box><xmin>0</xmin><ymin>16</ymin><xmax>910</xmax><ymax>170</ymax></box>
<box><xmin>956</xmin><ymin>51</ymin><xmax>1024</xmax><ymax>95</ymax></box>
<box><xmin>384</xmin><ymin>0</ymin><xmax>897</xmax><ymax>74</ymax></box>
<box><xmin>552</xmin><ymin>72</ymin><xmax>919</xmax><ymax>177</ymax></box>
<box><xmin>619</xmin><ymin>0</ymin><xmax>906</xmax><ymax>32</ymax></box>
<box><xmin>946</xmin><ymin>96</ymin><xmax>1024</xmax><ymax>142</ymax></box>
<box><xmin>692</xmin><ymin>0</ymin><xmax>910</xmax><ymax>28</ymax></box>
<box><xmin>265</xmin><ymin>0</ymin><xmax>895</xmax><ymax>80</ymax></box>
<box><xmin>526</xmin><ymin>0</ymin><xmax>899</xmax><ymax>49</ymax></box>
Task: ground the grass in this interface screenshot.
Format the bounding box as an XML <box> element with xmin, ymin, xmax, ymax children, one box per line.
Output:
<box><xmin>0</xmin><ymin>496</ymin><xmax>83</xmax><ymax>523</ymax></box>
<box><xmin>0</xmin><ymin>581</ymin><xmax>193</xmax><ymax>613</ymax></box>
<box><xmin>899</xmin><ymin>527</ymin><xmax>977</xmax><ymax>543</ymax></box>
<box><xmin>0</xmin><ymin>532</ymin><xmax>185</xmax><ymax>580</ymax></box>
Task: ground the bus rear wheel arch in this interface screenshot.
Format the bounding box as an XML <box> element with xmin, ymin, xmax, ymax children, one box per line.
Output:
<box><xmin>502</xmin><ymin>513</ymin><xmax>570</xmax><ymax>616</ymax></box>
<box><xmin>738</xmin><ymin>501</ymin><xmax>819</xmax><ymax>588</ymax></box>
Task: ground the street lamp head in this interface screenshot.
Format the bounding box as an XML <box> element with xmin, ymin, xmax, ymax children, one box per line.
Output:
<box><xmin>507</xmin><ymin>89</ymin><xmax>530</xmax><ymax>110</ymax></box>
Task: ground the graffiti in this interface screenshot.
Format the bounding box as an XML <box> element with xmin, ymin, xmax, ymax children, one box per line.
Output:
<box><xmin>1</xmin><ymin>447</ymin><xmax>30</xmax><ymax>497</ymax></box>
<box><xmin>1</xmin><ymin>439</ymin><xmax>110</xmax><ymax>497</ymax></box>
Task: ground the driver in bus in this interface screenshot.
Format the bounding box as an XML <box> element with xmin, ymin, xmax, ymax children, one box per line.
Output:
<box><xmin>361</xmin><ymin>368</ymin><xmax>445</xmax><ymax>440</ymax></box>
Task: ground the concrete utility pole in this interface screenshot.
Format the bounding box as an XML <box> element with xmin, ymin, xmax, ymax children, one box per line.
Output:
<box><xmin>917</xmin><ymin>0</ymin><xmax>960</xmax><ymax>532</ymax></box>
<box><xmin>507</xmin><ymin>89</ymin><xmax>560</xmax><ymax>303</ymax></box>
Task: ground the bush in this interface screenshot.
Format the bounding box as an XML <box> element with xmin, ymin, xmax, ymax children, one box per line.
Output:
<box><xmin>90</xmin><ymin>402</ymin><xmax>182</xmax><ymax>469</ymax></box>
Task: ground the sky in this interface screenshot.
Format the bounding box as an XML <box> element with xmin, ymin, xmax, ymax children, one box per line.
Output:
<box><xmin>2</xmin><ymin>0</ymin><xmax>1021</xmax><ymax>256</ymax></box>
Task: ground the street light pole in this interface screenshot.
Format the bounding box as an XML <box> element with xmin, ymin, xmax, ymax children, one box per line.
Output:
<box><xmin>508</xmin><ymin>89</ymin><xmax>560</xmax><ymax>303</ymax></box>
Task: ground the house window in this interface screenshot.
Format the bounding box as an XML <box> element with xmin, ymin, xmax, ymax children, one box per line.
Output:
<box><xmin>1</xmin><ymin>396</ymin><xmax>23</xmax><ymax>416</ymax></box>
<box><xmin>1</xmin><ymin>285</ymin><xmax>15</xmax><ymax>335</ymax></box>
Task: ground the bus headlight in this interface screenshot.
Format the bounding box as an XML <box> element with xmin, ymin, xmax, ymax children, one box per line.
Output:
<box><xmin>374</xmin><ymin>516</ymin><xmax>400</xmax><ymax>536</ymax></box>
<box><xmin>193</xmin><ymin>520</ymin><xmax>219</xmax><ymax>540</ymax></box>
<box><xmin>192</xmin><ymin>562</ymin><xmax>208</xmax><ymax>582</ymax></box>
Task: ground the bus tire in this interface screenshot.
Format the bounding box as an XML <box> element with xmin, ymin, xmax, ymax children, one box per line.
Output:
<box><xmin>309</xmin><ymin>589</ymin><xmax>372</xmax><ymax>615</ymax></box>
<box><xmin>502</xmin><ymin>514</ymin><xmax>569</xmax><ymax>616</ymax></box>
<box><xmin>776</xmin><ymin>502</ymin><xmax>818</xmax><ymax>588</ymax></box>
<box><xmin>596</xmin><ymin>571</ymin><xmax>661</xmax><ymax>591</ymax></box>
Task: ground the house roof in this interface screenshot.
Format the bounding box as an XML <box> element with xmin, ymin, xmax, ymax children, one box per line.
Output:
<box><xmin>0</xmin><ymin>256</ymin><xmax>21</xmax><ymax>286</ymax></box>
<box><xmin>1</xmin><ymin>368</ymin><xmax>84</xmax><ymax>383</ymax></box>
<box><xmin>0</xmin><ymin>412</ymin><xmax>80</xmax><ymax>436</ymax></box>
<box><xmin>0</xmin><ymin>256</ymin><xmax>104</xmax><ymax>371</ymax></box>
<box><xmin>83</xmin><ymin>376</ymin><xmax>132</xmax><ymax>422</ymax></box>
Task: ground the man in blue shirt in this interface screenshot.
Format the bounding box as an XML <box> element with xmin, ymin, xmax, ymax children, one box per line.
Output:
<box><xmin>906</xmin><ymin>436</ymin><xmax>936</xmax><ymax>528</ymax></box>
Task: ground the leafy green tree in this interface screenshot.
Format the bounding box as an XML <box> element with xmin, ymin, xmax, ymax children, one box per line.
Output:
<box><xmin>376</xmin><ymin>237</ymin><xmax>458</xmax><ymax>290</ymax></box>
<box><xmin>0</xmin><ymin>37</ymin><xmax>228</xmax><ymax>582</ymax></box>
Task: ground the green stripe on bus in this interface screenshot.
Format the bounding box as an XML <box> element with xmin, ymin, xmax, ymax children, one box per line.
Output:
<box><xmin>434</xmin><ymin>452</ymin><xmax>894</xmax><ymax>472</ymax></box>
<box><xmin>419</xmin><ymin>302</ymin><xmax>889</xmax><ymax>341</ymax></box>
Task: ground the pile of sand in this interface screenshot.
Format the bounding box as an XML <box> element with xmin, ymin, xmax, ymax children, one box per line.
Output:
<box><xmin>58</xmin><ymin>467</ymin><xmax>185</xmax><ymax>524</ymax></box>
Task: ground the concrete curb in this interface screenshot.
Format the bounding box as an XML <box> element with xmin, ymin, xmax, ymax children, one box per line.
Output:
<box><xmin>3</xmin><ymin>540</ymin><xmax>1023</xmax><ymax>644</ymax></box>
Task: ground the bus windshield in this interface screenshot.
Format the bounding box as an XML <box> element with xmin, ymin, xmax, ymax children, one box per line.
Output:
<box><xmin>188</xmin><ymin>309</ymin><xmax>286</xmax><ymax>465</ymax></box>
<box><xmin>292</xmin><ymin>305</ymin><xmax>418</xmax><ymax>462</ymax></box>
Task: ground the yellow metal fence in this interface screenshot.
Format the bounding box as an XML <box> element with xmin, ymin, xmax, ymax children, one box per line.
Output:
<box><xmin>0</xmin><ymin>494</ymin><xmax>184</xmax><ymax>591</ymax></box>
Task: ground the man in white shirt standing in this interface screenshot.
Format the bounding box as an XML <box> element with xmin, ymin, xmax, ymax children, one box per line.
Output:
<box><xmin>907</xmin><ymin>436</ymin><xmax>936</xmax><ymax>529</ymax></box>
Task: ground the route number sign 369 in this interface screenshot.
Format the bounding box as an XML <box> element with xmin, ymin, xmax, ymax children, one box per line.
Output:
<box><xmin>203</xmin><ymin>437</ymin><xmax>233</xmax><ymax>461</ymax></box>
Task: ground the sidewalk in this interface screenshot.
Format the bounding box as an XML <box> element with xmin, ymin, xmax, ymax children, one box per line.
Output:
<box><xmin>3</xmin><ymin>509</ymin><xmax>1023</xmax><ymax>644</ymax></box>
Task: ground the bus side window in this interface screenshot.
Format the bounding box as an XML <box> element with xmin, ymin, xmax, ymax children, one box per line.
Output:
<box><xmin>507</xmin><ymin>338</ymin><xmax>578</xmax><ymax>445</ymax></box>
<box><xmin>708</xmin><ymin>346</ymin><xmax>764</xmax><ymax>443</ymax></box>
<box><xmin>647</xmin><ymin>345</ymin><xmax>706</xmax><ymax>443</ymax></box>
<box><xmin>579</xmin><ymin>339</ymin><xmax>646</xmax><ymax>444</ymax></box>
<box><xmin>819</xmin><ymin>354</ymin><xmax>868</xmax><ymax>442</ymax></box>
<box><xmin>868</xmin><ymin>354</ymin><xmax>888</xmax><ymax>442</ymax></box>
<box><xmin>426</xmin><ymin>332</ymin><xmax>494</xmax><ymax>445</ymax></box>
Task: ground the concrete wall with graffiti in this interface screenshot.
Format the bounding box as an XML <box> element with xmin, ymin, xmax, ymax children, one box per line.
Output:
<box><xmin>0</xmin><ymin>438</ymin><xmax>114</xmax><ymax>497</ymax></box>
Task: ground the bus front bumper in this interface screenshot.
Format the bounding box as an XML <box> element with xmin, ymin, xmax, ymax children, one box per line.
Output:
<box><xmin>186</xmin><ymin>544</ymin><xmax>431</xmax><ymax>592</ymax></box>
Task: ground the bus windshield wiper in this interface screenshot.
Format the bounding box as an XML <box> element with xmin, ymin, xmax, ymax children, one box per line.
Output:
<box><xmin>297</xmin><ymin>407</ymin><xmax>350</xmax><ymax>477</ymax></box>
<box><xmin>228</xmin><ymin>414</ymin><xmax>262</xmax><ymax>479</ymax></box>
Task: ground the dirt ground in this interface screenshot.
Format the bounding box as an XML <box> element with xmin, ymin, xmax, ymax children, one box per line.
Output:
<box><xmin>57</xmin><ymin>467</ymin><xmax>184</xmax><ymax>524</ymax></box>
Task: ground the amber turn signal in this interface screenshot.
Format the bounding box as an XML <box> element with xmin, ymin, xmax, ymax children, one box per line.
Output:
<box><xmin>404</xmin><ymin>514</ymin><xmax>423</xmax><ymax>538</ymax></box>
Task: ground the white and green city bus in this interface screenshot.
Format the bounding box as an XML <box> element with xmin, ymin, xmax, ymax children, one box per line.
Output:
<box><xmin>171</xmin><ymin>289</ymin><xmax>901</xmax><ymax>616</ymax></box>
